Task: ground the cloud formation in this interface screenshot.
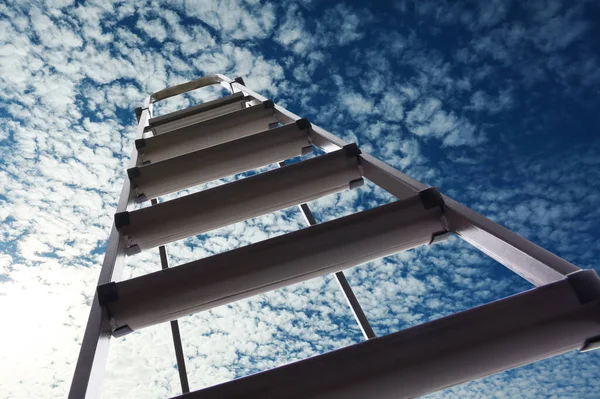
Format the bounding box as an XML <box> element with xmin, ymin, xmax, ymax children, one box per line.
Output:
<box><xmin>0</xmin><ymin>0</ymin><xmax>599</xmax><ymax>398</ymax></box>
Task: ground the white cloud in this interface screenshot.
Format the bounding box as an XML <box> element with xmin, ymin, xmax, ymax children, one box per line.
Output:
<box><xmin>405</xmin><ymin>97</ymin><xmax>485</xmax><ymax>146</ymax></box>
<box><xmin>468</xmin><ymin>89</ymin><xmax>513</xmax><ymax>114</ymax></box>
<box><xmin>174</xmin><ymin>0</ymin><xmax>276</xmax><ymax>41</ymax></box>
<box><xmin>378</xmin><ymin>92</ymin><xmax>405</xmax><ymax>121</ymax></box>
<box><xmin>340</xmin><ymin>91</ymin><xmax>374</xmax><ymax>117</ymax></box>
<box><xmin>0</xmin><ymin>1</ymin><xmax>598</xmax><ymax>398</ymax></box>
<box><xmin>137</xmin><ymin>18</ymin><xmax>169</xmax><ymax>42</ymax></box>
<box><xmin>324</xmin><ymin>4</ymin><xmax>366</xmax><ymax>45</ymax></box>
<box><xmin>275</xmin><ymin>5</ymin><xmax>316</xmax><ymax>55</ymax></box>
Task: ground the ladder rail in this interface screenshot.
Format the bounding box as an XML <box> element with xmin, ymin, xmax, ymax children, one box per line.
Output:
<box><xmin>68</xmin><ymin>99</ymin><xmax>153</xmax><ymax>399</ymax></box>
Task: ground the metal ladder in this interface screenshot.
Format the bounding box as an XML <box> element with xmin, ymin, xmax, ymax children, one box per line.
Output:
<box><xmin>69</xmin><ymin>74</ymin><xmax>600</xmax><ymax>399</ymax></box>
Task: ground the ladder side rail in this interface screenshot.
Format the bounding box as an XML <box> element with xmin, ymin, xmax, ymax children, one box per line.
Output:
<box><xmin>334</xmin><ymin>271</ymin><xmax>377</xmax><ymax>340</ymax></box>
<box><xmin>443</xmin><ymin>196</ymin><xmax>580</xmax><ymax>286</ymax></box>
<box><xmin>68</xmin><ymin>100</ymin><xmax>153</xmax><ymax>399</ymax></box>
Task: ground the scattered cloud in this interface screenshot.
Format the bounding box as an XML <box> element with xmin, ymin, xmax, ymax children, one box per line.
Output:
<box><xmin>0</xmin><ymin>0</ymin><xmax>599</xmax><ymax>398</ymax></box>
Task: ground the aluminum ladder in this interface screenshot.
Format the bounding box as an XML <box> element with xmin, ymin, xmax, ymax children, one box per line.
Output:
<box><xmin>69</xmin><ymin>74</ymin><xmax>600</xmax><ymax>399</ymax></box>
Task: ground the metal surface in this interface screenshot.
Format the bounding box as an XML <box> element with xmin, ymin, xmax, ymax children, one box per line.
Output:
<box><xmin>138</xmin><ymin>102</ymin><xmax>278</xmax><ymax>163</ymax></box>
<box><xmin>173</xmin><ymin>270</ymin><xmax>600</xmax><ymax>399</ymax></box>
<box><xmin>149</xmin><ymin>92</ymin><xmax>246</xmax><ymax>127</ymax></box>
<box><xmin>68</xmin><ymin>101</ymin><xmax>152</xmax><ymax>399</ymax></box>
<box><xmin>334</xmin><ymin>271</ymin><xmax>376</xmax><ymax>340</ymax></box>
<box><xmin>149</xmin><ymin>100</ymin><xmax>254</xmax><ymax>136</ymax></box>
<box><xmin>443</xmin><ymin>196</ymin><xmax>580</xmax><ymax>286</ymax></box>
<box><xmin>150</xmin><ymin>74</ymin><xmax>233</xmax><ymax>104</ymax></box>
<box><xmin>102</xmin><ymin>194</ymin><xmax>446</xmax><ymax>333</ymax></box>
<box><xmin>117</xmin><ymin>147</ymin><xmax>363</xmax><ymax>252</ymax></box>
<box><xmin>131</xmin><ymin>123</ymin><xmax>312</xmax><ymax>202</ymax></box>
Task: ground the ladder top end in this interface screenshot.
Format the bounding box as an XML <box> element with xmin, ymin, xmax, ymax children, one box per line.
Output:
<box><xmin>112</xmin><ymin>325</ymin><xmax>134</xmax><ymax>338</ymax></box>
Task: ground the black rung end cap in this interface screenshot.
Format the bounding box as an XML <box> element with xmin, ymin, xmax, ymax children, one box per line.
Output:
<box><xmin>125</xmin><ymin>244</ymin><xmax>141</xmax><ymax>256</ymax></box>
<box><xmin>127</xmin><ymin>167</ymin><xmax>140</xmax><ymax>180</ymax></box>
<box><xmin>97</xmin><ymin>282</ymin><xmax>118</xmax><ymax>306</ymax></box>
<box><xmin>263</xmin><ymin>100</ymin><xmax>274</xmax><ymax>109</ymax></box>
<box><xmin>429</xmin><ymin>230</ymin><xmax>451</xmax><ymax>244</ymax></box>
<box><xmin>143</xmin><ymin>125</ymin><xmax>153</xmax><ymax>133</ymax></box>
<box><xmin>581</xmin><ymin>336</ymin><xmax>600</xmax><ymax>352</ymax></box>
<box><xmin>301</xmin><ymin>145</ymin><xmax>313</xmax><ymax>156</ymax></box>
<box><xmin>135</xmin><ymin>193</ymin><xmax>148</xmax><ymax>203</ymax></box>
<box><xmin>135</xmin><ymin>138</ymin><xmax>146</xmax><ymax>150</ymax></box>
<box><xmin>135</xmin><ymin>107</ymin><xmax>142</xmax><ymax>123</ymax></box>
<box><xmin>112</xmin><ymin>325</ymin><xmax>134</xmax><ymax>338</ymax></box>
<box><xmin>349</xmin><ymin>178</ymin><xmax>364</xmax><ymax>190</ymax></box>
<box><xmin>114</xmin><ymin>212</ymin><xmax>130</xmax><ymax>230</ymax></box>
<box><xmin>234</xmin><ymin>76</ymin><xmax>245</xmax><ymax>85</ymax></box>
<box><xmin>295</xmin><ymin>118</ymin><xmax>311</xmax><ymax>130</ymax></box>
<box><xmin>418</xmin><ymin>187</ymin><xmax>444</xmax><ymax>209</ymax></box>
<box><xmin>343</xmin><ymin>143</ymin><xmax>361</xmax><ymax>157</ymax></box>
<box><xmin>567</xmin><ymin>269</ymin><xmax>600</xmax><ymax>304</ymax></box>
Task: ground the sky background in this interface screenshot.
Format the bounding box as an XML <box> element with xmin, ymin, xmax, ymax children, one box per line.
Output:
<box><xmin>1</xmin><ymin>0</ymin><xmax>600</xmax><ymax>397</ymax></box>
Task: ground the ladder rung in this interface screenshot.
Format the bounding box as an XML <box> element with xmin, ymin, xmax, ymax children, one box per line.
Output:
<box><xmin>101</xmin><ymin>188</ymin><xmax>447</xmax><ymax>333</ymax></box>
<box><xmin>115</xmin><ymin>145</ymin><xmax>364</xmax><ymax>254</ymax></box>
<box><xmin>148</xmin><ymin>92</ymin><xmax>247</xmax><ymax>128</ymax></box>
<box><xmin>150</xmin><ymin>100</ymin><xmax>250</xmax><ymax>136</ymax></box>
<box><xmin>137</xmin><ymin>100</ymin><xmax>278</xmax><ymax>164</ymax></box>
<box><xmin>166</xmin><ymin>271</ymin><xmax>600</xmax><ymax>399</ymax></box>
<box><xmin>129</xmin><ymin>121</ymin><xmax>313</xmax><ymax>202</ymax></box>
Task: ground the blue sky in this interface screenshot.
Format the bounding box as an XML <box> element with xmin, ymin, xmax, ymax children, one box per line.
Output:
<box><xmin>1</xmin><ymin>0</ymin><xmax>600</xmax><ymax>397</ymax></box>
